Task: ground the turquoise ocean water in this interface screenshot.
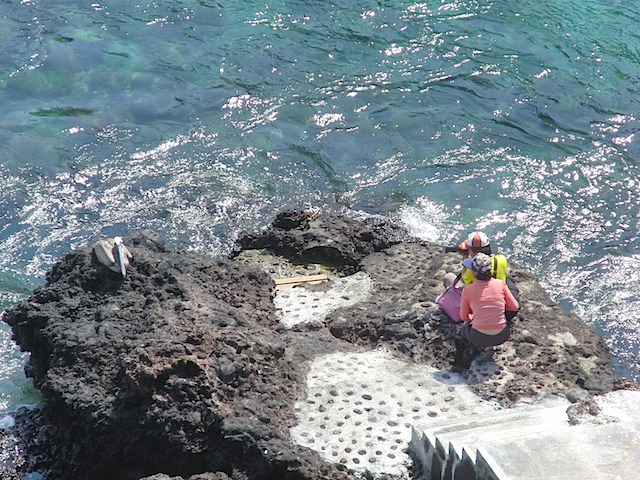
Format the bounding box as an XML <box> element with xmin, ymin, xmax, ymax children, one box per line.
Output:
<box><xmin>1</xmin><ymin>0</ymin><xmax>640</xmax><ymax>419</ymax></box>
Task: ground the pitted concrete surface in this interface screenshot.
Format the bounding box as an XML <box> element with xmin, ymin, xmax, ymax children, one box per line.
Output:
<box><xmin>290</xmin><ymin>350</ymin><xmax>503</xmax><ymax>478</ymax></box>
<box><xmin>275</xmin><ymin>272</ymin><xmax>373</xmax><ymax>328</ymax></box>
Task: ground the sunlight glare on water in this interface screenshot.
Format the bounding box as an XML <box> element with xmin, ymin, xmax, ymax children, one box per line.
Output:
<box><xmin>0</xmin><ymin>0</ymin><xmax>640</xmax><ymax>428</ymax></box>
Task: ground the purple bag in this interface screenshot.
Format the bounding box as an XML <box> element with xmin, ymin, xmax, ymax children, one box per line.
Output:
<box><xmin>436</xmin><ymin>276</ymin><xmax>462</xmax><ymax>323</ymax></box>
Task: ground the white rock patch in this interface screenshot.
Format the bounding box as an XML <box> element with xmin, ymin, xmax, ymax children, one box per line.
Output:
<box><xmin>291</xmin><ymin>350</ymin><xmax>503</xmax><ymax>478</ymax></box>
<box><xmin>275</xmin><ymin>272</ymin><xmax>373</xmax><ymax>328</ymax></box>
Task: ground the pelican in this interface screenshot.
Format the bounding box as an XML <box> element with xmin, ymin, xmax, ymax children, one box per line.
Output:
<box><xmin>93</xmin><ymin>236</ymin><xmax>132</xmax><ymax>277</ymax></box>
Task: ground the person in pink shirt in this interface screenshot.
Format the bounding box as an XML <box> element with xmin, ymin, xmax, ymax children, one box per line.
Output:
<box><xmin>460</xmin><ymin>252</ymin><xmax>519</xmax><ymax>362</ymax></box>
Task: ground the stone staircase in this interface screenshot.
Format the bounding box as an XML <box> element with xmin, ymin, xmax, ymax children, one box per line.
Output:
<box><xmin>409</xmin><ymin>392</ymin><xmax>640</xmax><ymax>480</ymax></box>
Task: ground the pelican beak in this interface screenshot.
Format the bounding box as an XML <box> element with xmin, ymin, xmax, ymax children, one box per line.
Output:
<box><xmin>113</xmin><ymin>237</ymin><xmax>128</xmax><ymax>277</ymax></box>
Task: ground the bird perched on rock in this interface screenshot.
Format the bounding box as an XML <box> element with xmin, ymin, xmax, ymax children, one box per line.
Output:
<box><xmin>93</xmin><ymin>236</ymin><xmax>132</xmax><ymax>277</ymax></box>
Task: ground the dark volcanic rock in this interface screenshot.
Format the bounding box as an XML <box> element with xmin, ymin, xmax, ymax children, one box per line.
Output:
<box><xmin>324</xmin><ymin>242</ymin><xmax>615</xmax><ymax>401</ymax></box>
<box><xmin>3</xmin><ymin>231</ymin><xmax>353</xmax><ymax>480</ymax></box>
<box><xmin>236</xmin><ymin>210</ymin><xmax>408</xmax><ymax>274</ymax></box>
<box><xmin>2</xmin><ymin>211</ymin><xmax>621</xmax><ymax>480</ymax></box>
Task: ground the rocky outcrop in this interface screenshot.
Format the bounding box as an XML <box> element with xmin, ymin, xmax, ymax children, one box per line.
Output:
<box><xmin>2</xmin><ymin>211</ymin><xmax>620</xmax><ymax>480</ymax></box>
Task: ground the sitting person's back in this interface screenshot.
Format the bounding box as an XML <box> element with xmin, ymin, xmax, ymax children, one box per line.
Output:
<box><xmin>460</xmin><ymin>276</ymin><xmax>516</xmax><ymax>332</ymax></box>
<box><xmin>459</xmin><ymin>253</ymin><xmax>520</xmax><ymax>362</ymax></box>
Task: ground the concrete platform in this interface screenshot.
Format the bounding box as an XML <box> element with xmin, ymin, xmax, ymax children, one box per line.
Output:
<box><xmin>482</xmin><ymin>420</ymin><xmax>640</xmax><ymax>480</ymax></box>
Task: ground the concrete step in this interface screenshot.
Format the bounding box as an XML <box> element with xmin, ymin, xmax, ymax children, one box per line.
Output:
<box><xmin>428</xmin><ymin>402</ymin><xmax>572</xmax><ymax>447</ymax></box>
<box><xmin>411</xmin><ymin>390</ymin><xmax>640</xmax><ymax>479</ymax></box>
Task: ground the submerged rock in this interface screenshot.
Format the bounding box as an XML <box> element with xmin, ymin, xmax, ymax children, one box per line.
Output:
<box><xmin>2</xmin><ymin>211</ymin><xmax>622</xmax><ymax>480</ymax></box>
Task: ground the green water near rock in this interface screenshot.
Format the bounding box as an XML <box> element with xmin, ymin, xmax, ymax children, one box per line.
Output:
<box><xmin>1</xmin><ymin>0</ymin><xmax>639</xmax><ymax>416</ymax></box>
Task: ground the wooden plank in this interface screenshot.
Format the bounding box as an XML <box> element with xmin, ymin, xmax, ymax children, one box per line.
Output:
<box><xmin>274</xmin><ymin>274</ymin><xmax>328</xmax><ymax>285</ymax></box>
<box><xmin>275</xmin><ymin>274</ymin><xmax>329</xmax><ymax>291</ymax></box>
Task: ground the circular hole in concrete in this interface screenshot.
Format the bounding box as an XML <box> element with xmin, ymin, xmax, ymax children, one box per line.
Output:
<box><xmin>353</xmin><ymin>458</ymin><xmax>360</xmax><ymax>464</ymax></box>
<box><xmin>362</xmin><ymin>394</ymin><xmax>372</xmax><ymax>400</ymax></box>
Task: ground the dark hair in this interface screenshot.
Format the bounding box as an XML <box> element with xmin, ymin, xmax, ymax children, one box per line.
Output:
<box><xmin>469</xmin><ymin>245</ymin><xmax>492</xmax><ymax>256</ymax></box>
<box><xmin>475</xmin><ymin>271</ymin><xmax>492</xmax><ymax>281</ymax></box>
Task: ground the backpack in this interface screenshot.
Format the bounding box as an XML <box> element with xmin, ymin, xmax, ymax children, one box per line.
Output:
<box><xmin>491</xmin><ymin>254</ymin><xmax>507</xmax><ymax>281</ymax></box>
<box><xmin>491</xmin><ymin>254</ymin><xmax>520</xmax><ymax>322</ymax></box>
